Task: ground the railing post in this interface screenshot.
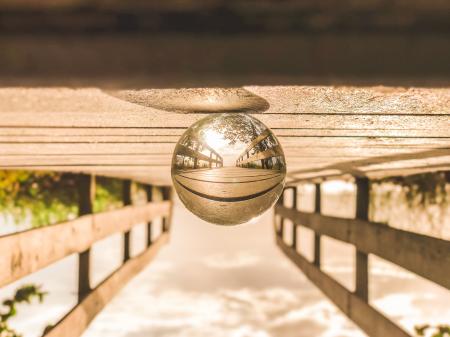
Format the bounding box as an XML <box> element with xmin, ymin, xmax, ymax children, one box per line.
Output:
<box><xmin>161</xmin><ymin>186</ymin><xmax>171</xmax><ymax>232</ymax></box>
<box><xmin>355</xmin><ymin>177</ymin><xmax>369</xmax><ymax>301</ymax></box>
<box><xmin>123</xmin><ymin>180</ymin><xmax>132</xmax><ymax>262</ymax></box>
<box><xmin>291</xmin><ymin>186</ymin><xmax>298</xmax><ymax>249</ymax></box>
<box><xmin>313</xmin><ymin>183</ymin><xmax>321</xmax><ymax>267</ymax></box>
<box><xmin>145</xmin><ymin>184</ymin><xmax>153</xmax><ymax>247</ymax></box>
<box><xmin>278</xmin><ymin>188</ymin><xmax>285</xmax><ymax>237</ymax></box>
<box><xmin>77</xmin><ymin>174</ymin><xmax>95</xmax><ymax>302</ymax></box>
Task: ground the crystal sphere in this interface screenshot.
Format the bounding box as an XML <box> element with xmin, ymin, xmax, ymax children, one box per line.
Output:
<box><xmin>171</xmin><ymin>113</ymin><xmax>286</xmax><ymax>225</ymax></box>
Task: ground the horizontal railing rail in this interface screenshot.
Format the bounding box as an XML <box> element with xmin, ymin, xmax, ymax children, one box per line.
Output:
<box><xmin>275</xmin><ymin>205</ymin><xmax>450</xmax><ymax>290</ymax></box>
<box><xmin>237</xmin><ymin>145</ymin><xmax>283</xmax><ymax>166</ymax></box>
<box><xmin>0</xmin><ymin>174</ymin><xmax>173</xmax><ymax>337</ymax></box>
<box><xmin>176</xmin><ymin>144</ymin><xmax>223</xmax><ymax>164</ymax></box>
<box><xmin>275</xmin><ymin>178</ymin><xmax>450</xmax><ymax>337</ymax></box>
<box><xmin>276</xmin><ymin>236</ymin><xmax>410</xmax><ymax>337</ymax></box>
<box><xmin>0</xmin><ymin>201</ymin><xmax>171</xmax><ymax>288</ymax></box>
<box><xmin>44</xmin><ymin>231</ymin><xmax>169</xmax><ymax>337</ymax></box>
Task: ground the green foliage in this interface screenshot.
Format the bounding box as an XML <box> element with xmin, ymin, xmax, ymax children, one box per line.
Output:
<box><xmin>415</xmin><ymin>324</ymin><xmax>450</xmax><ymax>337</ymax></box>
<box><xmin>93</xmin><ymin>176</ymin><xmax>123</xmax><ymax>213</ymax></box>
<box><xmin>0</xmin><ymin>171</ymin><xmax>124</xmax><ymax>228</ymax></box>
<box><xmin>0</xmin><ymin>284</ymin><xmax>47</xmax><ymax>337</ymax></box>
<box><xmin>0</xmin><ymin>171</ymin><xmax>78</xmax><ymax>228</ymax></box>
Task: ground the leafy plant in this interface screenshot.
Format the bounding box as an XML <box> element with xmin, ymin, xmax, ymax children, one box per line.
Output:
<box><xmin>0</xmin><ymin>171</ymin><xmax>124</xmax><ymax>228</ymax></box>
<box><xmin>0</xmin><ymin>284</ymin><xmax>47</xmax><ymax>337</ymax></box>
<box><xmin>0</xmin><ymin>171</ymin><xmax>78</xmax><ymax>227</ymax></box>
<box><xmin>415</xmin><ymin>324</ymin><xmax>450</xmax><ymax>337</ymax></box>
<box><xmin>93</xmin><ymin>176</ymin><xmax>123</xmax><ymax>213</ymax></box>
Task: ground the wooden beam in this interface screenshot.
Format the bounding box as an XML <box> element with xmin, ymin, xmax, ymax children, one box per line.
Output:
<box><xmin>275</xmin><ymin>205</ymin><xmax>450</xmax><ymax>290</ymax></box>
<box><xmin>122</xmin><ymin>180</ymin><xmax>132</xmax><ymax>262</ymax></box>
<box><xmin>236</xmin><ymin>145</ymin><xmax>283</xmax><ymax>166</ymax></box>
<box><xmin>145</xmin><ymin>185</ymin><xmax>153</xmax><ymax>247</ymax></box>
<box><xmin>313</xmin><ymin>183</ymin><xmax>321</xmax><ymax>268</ymax></box>
<box><xmin>355</xmin><ymin>177</ymin><xmax>369</xmax><ymax>301</ymax></box>
<box><xmin>77</xmin><ymin>174</ymin><xmax>95</xmax><ymax>302</ymax></box>
<box><xmin>277</xmin><ymin>236</ymin><xmax>410</xmax><ymax>337</ymax></box>
<box><xmin>44</xmin><ymin>232</ymin><xmax>169</xmax><ymax>337</ymax></box>
<box><xmin>161</xmin><ymin>186</ymin><xmax>172</xmax><ymax>232</ymax></box>
<box><xmin>0</xmin><ymin>201</ymin><xmax>171</xmax><ymax>288</ymax></box>
<box><xmin>291</xmin><ymin>186</ymin><xmax>298</xmax><ymax>249</ymax></box>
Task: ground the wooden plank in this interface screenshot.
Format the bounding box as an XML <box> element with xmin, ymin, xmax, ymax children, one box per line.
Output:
<box><xmin>44</xmin><ymin>232</ymin><xmax>169</xmax><ymax>337</ymax></box>
<box><xmin>2</xmin><ymin>136</ymin><xmax>449</xmax><ymax>148</ymax></box>
<box><xmin>0</xmin><ymin>201</ymin><xmax>171</xmax><ymax>288</ymax></box>
<box><xmin>0</xmin><ymin>143</ymin><xmax>444</xmax><ymax>157</ymax></box>
<box><xmin>247</xmin><ymin>86</ymin><xmax>450</xmax><ymax>116</ymax></box>
<box><xmin>174</xmin><ymin>168</ymin><xmax>283</xmax><ymax>199</ymax></box>
<box><xmin>287</xmin><ymin>148</ymin><xmax>450</xmax><ymax>182</ymax></box>
<box><xmin>1</xmin><ymin>126</ymin><xmax>448</xmax><ymax>138</ymax></box>
<box><xmin>275</xmin><ymin>205</ymin><xmax>450</xmax><ymax>290</ymax></box>
<box><xmin>0</xmin><ymin>135</ymin><xmax>179</xmax><ymax>143</ymax></box>
<box><xmin>0</xmin><ymin>86</ymin><xmax>447</xmax><ymax>185</ymax></box>
<box><xmin>1</xmin><ymin>92</ymin><xmax>449</xmax><ymax>129</ymax></box>
<box><xmin>277</xmin><ymin>235</ymin><xmax>411</xmax><ymax>337</ymax></box>
<box><xmin>0</xmin><ymin>157</ymin><xmax>359</xmax><ymax>170</ymax></box>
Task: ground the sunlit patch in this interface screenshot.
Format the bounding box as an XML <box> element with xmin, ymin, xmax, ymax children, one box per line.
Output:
<box><xmin>203</xmin><ymin>129</ymin><xmax>228</xmax><ymax>151</ymax></box>
<box><xmin>322</xmin><ymin>180</ymin><xmax>355</xmax><ymax>194</ymax></box>
<box><xmin>202</xmin><ymin>252</ymin><xmax>261</xmax><ymax>269</ymax></box>
<box><xmin>84</xmin><ymin>287</ymin><xmax>365</xmax><ymax>337</ymax></box>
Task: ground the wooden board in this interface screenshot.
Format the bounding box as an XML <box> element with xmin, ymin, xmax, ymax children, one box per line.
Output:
<box><xmin>0</xmin><ymin>86</ymin><xmax>448</xmax><ymax>184</ymax></box>
<box><xmin>276</xmin><ymin>205</ymin><xmax>450</xmax><ymax>290</ymax></box>
<box><xmin>0</xmin><ymin>201</ymin><xmax>170</xmax><ymax>288</ymax></box>
<box><xmin>44</xmin><ymin>232</ymin><xmax>169</xmax><ymax>337</ymax></box>
<box><xmin>174</xmin><ymin>168</ymin><xmax>284</xmax><ymax>200</ymax></box>
<box><xmin>277</xmin><ymin>236</ymin><xmax>410</xmax><ymax>337</ymax></box>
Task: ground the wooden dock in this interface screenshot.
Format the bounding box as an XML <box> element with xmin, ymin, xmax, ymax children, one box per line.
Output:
<box><xmin>0</xmin><ymin>1</ymin><xmax>449</xmax><ymax>335</ymax></box>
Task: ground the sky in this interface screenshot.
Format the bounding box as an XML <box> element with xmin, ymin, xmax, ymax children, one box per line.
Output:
<box><xmin>1</xmin><ymin>189</ymin><xmax>449</xmax><ymax>337</ymax></box>
<box><xmin>201</xmin><ymin>128</ymin><xmax>246</xmax><ymax>166</ymax></box>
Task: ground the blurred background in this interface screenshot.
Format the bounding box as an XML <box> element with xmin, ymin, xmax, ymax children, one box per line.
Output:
<box><xmin>0</xmin><ymin>0</ymin><xmax>449</xmax><ymax>86</ymax></box>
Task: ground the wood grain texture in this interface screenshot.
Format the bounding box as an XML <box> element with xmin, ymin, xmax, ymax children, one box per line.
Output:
<box><xmin>0</xmin><ymin>87</ymin><xmax>448</xmax><ymax>184</ymax></box>
<box><xmin>276</xmin><ymin>205</ymin><xmax>450</xmax><ymax>290</ymax></box>
<box><xmin>0</xmin><ymin>201</ymin><xmax>170</xmax><ymax>288</ymax></box>
<box><xmin>277</xmin><ymin>236</ymin><xmax>411</xmax><ymax>337</ymax></box>
<box><xmin>44</xmin><ymin>232</ymin><xmax>169</xmax><ymax>337</ymax></box>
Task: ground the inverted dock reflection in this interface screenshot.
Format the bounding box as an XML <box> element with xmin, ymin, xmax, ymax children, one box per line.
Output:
<box><xmin>172</xmin><ymin>113</ymin><xmax>286</xmax><ymax>225</ymax></box>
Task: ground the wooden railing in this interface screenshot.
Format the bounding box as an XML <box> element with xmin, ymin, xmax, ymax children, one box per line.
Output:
<box><xmin>236</xmin><ymin>129</ymin><xmax>284</xmax><ymax>169</ymax></box>
<box><xmin>275</xmin><ymin>179</ymin><xmax>450</xmax><ymax>337</ymax></box>
<box><xmin>0</xmin><ymin>174</ymin><xmax>173</xmax><ymax>337</ymax></box>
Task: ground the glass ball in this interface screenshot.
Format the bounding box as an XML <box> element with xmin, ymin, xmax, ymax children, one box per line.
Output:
<box><xmin>171</xmin><ymin>113</ymin><xmax>286</xmax><ymax>225</ymax></box>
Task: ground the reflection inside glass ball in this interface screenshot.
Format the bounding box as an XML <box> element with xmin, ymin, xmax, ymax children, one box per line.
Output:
<box><xmin>171</xmin><ymin>113</ymin><xmax>286</xmax><ymax>225</ymax></box>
